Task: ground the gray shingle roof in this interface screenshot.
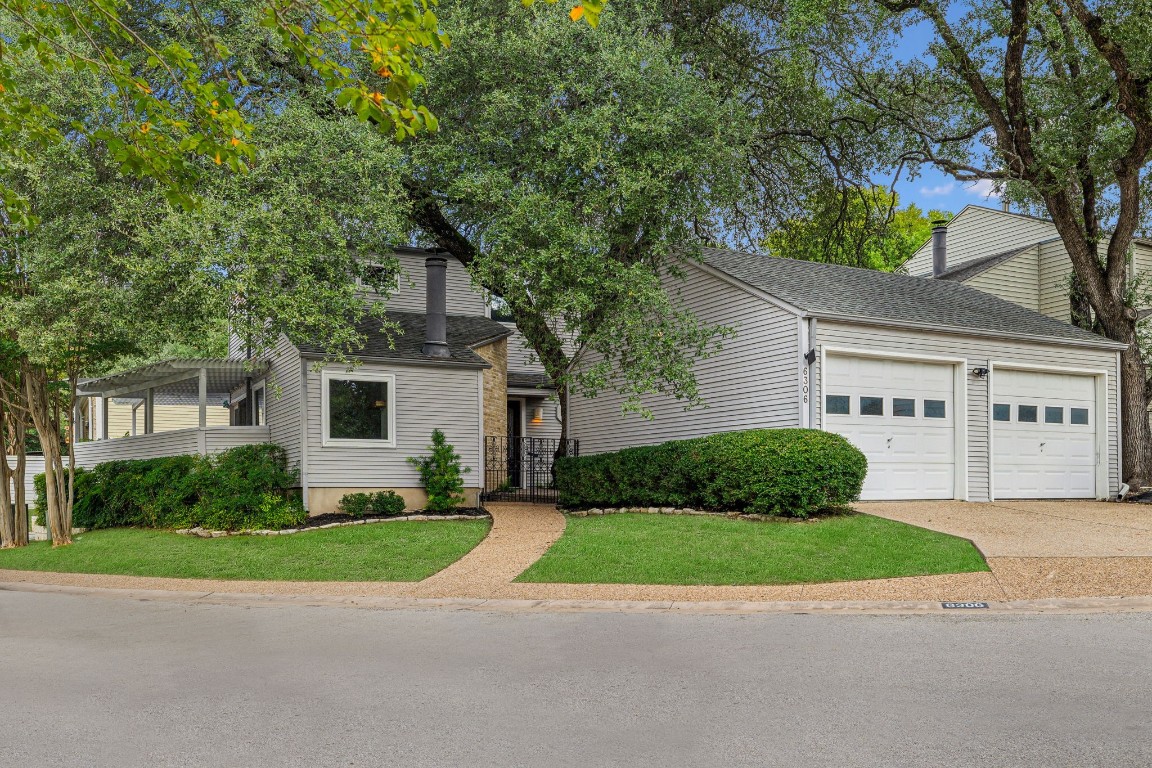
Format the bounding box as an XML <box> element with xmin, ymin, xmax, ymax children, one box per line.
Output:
<box><xmin>295</xmin><ymin>312</ymin><xmax>512</xmax><ymax>367</ymax></box>
<box><xmin>697</xmin><ymin>247</ymin><xmax>1123</xmax><ymax>348</ymax></box>
<box><xmin>508</xmin><ymin>371</ymin><xmax>554</xmax><ymax>390</ymax></box>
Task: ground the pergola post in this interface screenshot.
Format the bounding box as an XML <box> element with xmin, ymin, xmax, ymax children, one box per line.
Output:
<box><xmin>198</xmin><ymin>368</ymin><xmax>208</xmax><ymax>429</ymax></box>
<box><xmin>100</xmin><ymin>397</ymin><xmax>109</xmax><ymax>441</ymax></box>
<box><xmin>144</xmin><ymin>388</ymin><xmax>155</xmax><ymax>434</ymax></box>
<box><xmin>131</xmin><ymin>402</ymin><xmax>139</xmax><ymax>436</ymax></box>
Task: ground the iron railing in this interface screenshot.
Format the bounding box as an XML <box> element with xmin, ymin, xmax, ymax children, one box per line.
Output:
<box><xmin>482</xmin><ymin>436</ymin><xmax>578</xmax><ymax>503</ymax></box>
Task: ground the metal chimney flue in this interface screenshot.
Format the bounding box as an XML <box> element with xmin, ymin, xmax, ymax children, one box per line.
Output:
<box><xmin>931</xmin><ymin>220</ymin><xmax>948</xmax><ymax>277</ymax></box>
<box><xmin>422</xmin><ymin>254</ymin><xmax>451</xmax><ymax>358</ymax></box>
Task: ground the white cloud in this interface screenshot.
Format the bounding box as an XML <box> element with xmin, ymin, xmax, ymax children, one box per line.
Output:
<box><xmin>919</xmin><ymin>182</ymin><xmax>955</xmax><ymax>197</ymax></box>
<box><xmin>965</xmin><ymin>179</ymin><xmax>999</xmax><ymax>199</ymax></box>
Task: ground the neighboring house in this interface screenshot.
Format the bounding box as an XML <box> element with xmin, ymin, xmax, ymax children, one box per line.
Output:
<box><xmin>569</xmin><ymin>248</ymin><xmax>1125</xmax><ymax>502</ymax></box>
<box><xmin>24</xmin><ymin>248</ymin><xmax>564</xmax><ymax>525</ymax></box>
<box><xmin>902</xmin><ymin>204</ymin><xmax>1152</xmax><ymax>323</ymax></box>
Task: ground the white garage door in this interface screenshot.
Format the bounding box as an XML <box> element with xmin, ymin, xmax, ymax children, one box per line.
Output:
<box><xmin>992</xmin><ymin>369</ymin><xmax>1097</xmax><ymax>499</ymax></box>
<box><xmin>824</xmin><ymin>355</ymin><xmax>956</xmax><ymax>500</ymax></box>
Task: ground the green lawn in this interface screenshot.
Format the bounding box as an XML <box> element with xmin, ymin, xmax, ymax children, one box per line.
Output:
<box><xmin>517</xmin><ymin>513</ymin><xmax>988</xmax><ymax>586</ymax></box>
<box><xmin>0</xmin><ymin>521</ymin><xmax>490</xmax><ymax>582</ymax></box>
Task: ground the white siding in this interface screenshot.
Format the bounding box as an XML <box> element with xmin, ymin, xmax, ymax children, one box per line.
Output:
<box><xmin>303</xmin><ymin>362</ymin><xmax>483</xmax><ymax>489</ymax></box>
<box><xmin>72</xmin><ymin>426</ymin><xmax>272</xmax><ymax>467</ymax></box>
<box><xmin>503</xmin><ymin>323</ymin><xmax>545</xmax><ymax>373</ymax></box>
<box><xmin>1038</xmin><ymin>239</ymin><xmax>1075</xmax><ymax>322</ymax></box>
<box><xmin>368</xmin><ymin>249</ymin><xmax>488</xmax><ymax>316</ymax></box>
<box><xmin>905</xmin><ymin>206</ymin><xmax>1059</xmax><ymax>277</ymax></box>
<box><xmin>812</xmin><ymin>320</ymin><xmax>1120</xmax><ymax>501</ymax></box>
<box><xmin>523</xmin><ymin>396</ymin><xmax>563</xmax><ymax>441</ymax></box>
<box><xmin>1130</xmin><ymin>242</ymin><xmax>1152</xmax><ymax>295</ymax></box>
<box><xmin>569</xmin><ymin>262</ymin><xmax>802</xmax><ymax>454</ymax></box>
<box><xmin>264</xmin><ymin>335</ymin><xmax>304</xmax><ymax>473</ymax></box>
<box><xmin>965</xmin><ymin>245</ymin><xmax>1041</xmax><ymax>312</ymax></box>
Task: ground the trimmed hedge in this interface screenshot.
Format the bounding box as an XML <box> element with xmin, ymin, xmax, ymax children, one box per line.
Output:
<box><xmin>34</xmin><ymin>444</ymin><xmax>306</xmax><ymax>532</ymax></box>
<box><xmin>555</xmin><ymin>429</ymin><xmax>867</xmax><ymax>518</ymax></box>
<box><xmin>337</xmin><ymin>490</ymin><xmax>407</xmax><ymax>518</ymax></box>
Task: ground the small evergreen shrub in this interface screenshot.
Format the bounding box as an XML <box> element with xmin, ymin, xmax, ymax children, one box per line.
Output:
<box><xmin>33</xmin><ymin>444</ymin><xmax>305</xmax><ymax>532</ymax></box>
<box><xmin>407</xmin><ymin>429</ymin><xmax>471</xmax><ymax>513</ymax></box>
<box><xmin>555</xmin><ymin>429</ymin><xmax>867</xmax><ymax>518</ymax></box>
<box><xmin>338</xmin><ymin>490</ymin><xmax>407</xmax><ymax>518</ymax></box>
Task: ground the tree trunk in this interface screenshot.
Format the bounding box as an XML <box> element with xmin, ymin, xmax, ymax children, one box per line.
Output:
<box><xmin>23</xmin><ymin>364</ymin><xmax>71</xmax><ymax>546</ymax></box>
<box><xmin>1113</xmin><ymin>327</ymin><xmax>1152</xmax><ymax>489</ymax></box>
<box><xmin>13</xmin><ymin>437</ymin><xmax>27</xmax><ymax>546</ymax></box>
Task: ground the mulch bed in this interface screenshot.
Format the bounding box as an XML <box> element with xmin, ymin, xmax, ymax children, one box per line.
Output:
<box><xmin>297</xmin><ymin>508</ymin><xmax>489</xmax><ymax>530</ymax></box>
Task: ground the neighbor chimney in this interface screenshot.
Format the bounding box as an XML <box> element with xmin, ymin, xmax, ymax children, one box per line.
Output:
<box><xmin>422</xmin><ymin>253</ymin><xmax>451</xmax><ymax>358</ymax></box>
<box><xmin>931</xmin><ymin>220</ymin><xmax>948</xmax><ymax>277</ymax></box>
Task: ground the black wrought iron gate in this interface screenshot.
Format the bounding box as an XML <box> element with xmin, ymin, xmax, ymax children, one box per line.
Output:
<box><xmin>482</xmin><ymin>436</ymin><xmax>578</xmax><ymax>503</ymax></box>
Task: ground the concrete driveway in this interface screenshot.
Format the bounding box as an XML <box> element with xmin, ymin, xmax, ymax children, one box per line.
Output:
<box><xmin>861</xmin><ymin>500</ymin><xmax>1152</xmax><ymax>557</ymax></box>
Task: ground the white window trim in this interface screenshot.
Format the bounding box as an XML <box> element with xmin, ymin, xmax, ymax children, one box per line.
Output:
<box><xmin>252</xmin><ymin>381</ymin><xmax>266</xmax><ymax>427</ymax></box>
<box><xmin>321</xmin><ymin>369</ymin><xmax>397</xmax><ymax>448</ymax></box>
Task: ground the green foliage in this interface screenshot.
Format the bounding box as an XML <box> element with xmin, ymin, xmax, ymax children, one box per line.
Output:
<box><xmin>407</xmin><ymin>429</ymin><xmax>470</xmax><ymax>513</ymax></box>
<box><xmin>406</xmin><ymin>0</ymin><xmax>750</xmax><ymax>414</ymax></box>
<box><xmin>556</xmin><ymin>429</ymin><xmax>867</xmax><ymax>518</ymax></box>
<box><xmin>34</xmin><ymin>444</ymin><xmax>305</xmax><ymax>532</ymax></box>
<box><xmin>338</xmin><ymin>490</ymin><xmax>408</xmax><ymax>518</ymax></box>
<box><xmin>766</xmin><ymin>187</ymin><xmax>952</xmax><ymax>272</ymax></box>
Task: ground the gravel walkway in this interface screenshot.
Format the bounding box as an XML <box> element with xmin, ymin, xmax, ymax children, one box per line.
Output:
<box><xmin>2</xmin><ymin>502</ymin><xmax>1150</xmax><ymax>604</ymax></box>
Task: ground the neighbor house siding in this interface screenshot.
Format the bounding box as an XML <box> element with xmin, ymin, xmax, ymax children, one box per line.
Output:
<box><xmin>502</xmin><ymin>324</ymin><xmax>546</xmax><ymax>374</ymax></box>
<box><xmin>569</xmin><ymin>262</ymin><xmax>802</xmax><ymax>454</ymax></box>
<box><xmin>303</xmin><ymin>362</ymin><xmax>483</xmax><ymax>489</ymax></box>
<box><xmin>905</xmin><ymin>207</ymin><xmax>1059</xmax><ymax>276</ymax></box>
<box><xmin>106</xmin><ymin>402</ymin><xmax>230</xmax><ymax>437</ymax></box>
<box><xmin>368</xmin><ymin>249</ymin><xmax>488</xmax><ymax>316</ymax></box>
<box><xmin>811</xmin><ymin>320</ymin><xmax>1120</xmax><ymax>501</ymax></box>
<box><xmin>964</xmin><ymin>246</ymin><xmax>1041</xmax><ymax>312</ymax></box>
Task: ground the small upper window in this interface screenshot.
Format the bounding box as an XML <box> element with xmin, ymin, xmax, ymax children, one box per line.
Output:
<box><xmin>1070</xmin><ymin>407</ymin><xmax>1089</xmax><ymax>425</ymax></box>
<box><xmin>1045</xmin><ymin>406</ymin><xmax>1064</xmax><ymax>424</ymax></box>
<box><xmin>893</xmin><ymin>398</ymin><xmax>915</xmax><ymax>417</ymax></box>
<box><xmin>993</xmin><ymin>403</ymin><xmax>1011</xmax><ymax>422</ymax></box>
<box><xmin>1018</xmin><ymin>405</ymin><xmax>1038</xmax><ymax>423</ymax></box>
<box><xmin>860</xmin><ymin>396</ymin><xmax>884</xmax><ymax>416</ymax></box>
<box><xmin>924</xmin><ymin>400</ymin><xmax>947</xmax><ymax>419</ymax></box>
<box><xmin>825</xmin><ymin>395</ymin><xmax>850</xmax><ymax>415</ymax></box>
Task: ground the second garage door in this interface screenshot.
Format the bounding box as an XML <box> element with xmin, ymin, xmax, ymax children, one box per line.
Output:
<box><xmin>823</xmin><ymin>355</ymin><xmax>957</xmax><ymax>500</ymax></box>
<box><xmin>992</xmin><ymin>369</ymin><xmax>1098</xmax><ymax>499</ymax></box>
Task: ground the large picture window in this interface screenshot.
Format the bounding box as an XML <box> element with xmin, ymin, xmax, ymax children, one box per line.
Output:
<box><xmin>322</xmin><ymin>371</ymin><xmax>396</xmax><ymax>447</ymax></box>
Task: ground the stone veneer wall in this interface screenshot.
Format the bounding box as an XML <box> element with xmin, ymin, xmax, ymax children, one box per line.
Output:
<box><xmin>473</xmin><ymin>337</ymin><xmax>508</xmax><ymax>489</ymax></box>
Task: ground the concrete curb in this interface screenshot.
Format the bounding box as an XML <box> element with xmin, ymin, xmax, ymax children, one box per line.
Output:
<box><xmin>3</xmin><ymin>579</ymin><xmax>1152</xmax><ymax>615</ymax></box>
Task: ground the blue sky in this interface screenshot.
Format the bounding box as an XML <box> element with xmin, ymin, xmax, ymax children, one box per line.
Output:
<box><xmin>883</xmin><ymin>4</ymin><xmax>1003</xmax><ymax>217</ymax></box>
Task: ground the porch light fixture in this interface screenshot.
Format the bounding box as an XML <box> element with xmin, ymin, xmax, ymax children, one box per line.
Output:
<box><xmin>531</xmin><ymin>406</ymin><xmax>545</xmax><ymax>423</ymax></box>
<box><xmin>972</xmin><ymin>367</ymin><xmax>990</xmax><ymax>378</ymax></box>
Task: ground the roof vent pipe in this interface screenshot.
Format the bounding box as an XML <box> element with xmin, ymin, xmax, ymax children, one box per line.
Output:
<box><xmin>422</xmin><ymin>253</ymin><xmax>451</xmax><ymax>358</ymax></box>
<box><xmin>931</xmin><ymin>220</ymin><xmax>948</xmax><ymax>277</ymax></box>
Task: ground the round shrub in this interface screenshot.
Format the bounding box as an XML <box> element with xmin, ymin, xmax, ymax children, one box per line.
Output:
<box><xmin>555</xmin><ymin>429</ymin><xmax>867</xmax><ymax>518</ymax></box>
<box><xmin>338</xmin><ymin>490</ymin><xmax>407</xmax><ymax>518</ymax></box>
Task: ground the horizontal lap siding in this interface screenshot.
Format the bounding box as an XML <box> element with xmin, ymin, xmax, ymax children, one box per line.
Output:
<box><xmin>965</xmin><ymin>246</ymin><xmax>1040</xmax><ymax>312</ymax></box>
<box><xmin>75</xmin><ymin>430</ymin><xmax>202</xmax><ymax>464</ymax></box>
<box><xmin>905</xmin><ymin>207</ymin><xmax>1058</xmax><ymax>277</ymax></box>
<box><xmin>1038</xmin><ymin>240</ymin><xmax>1075</xmax><ymax>322</ymax></box>
<box><xmin>304</xmin><ymin>363</ymin><xmax>482</xmax><ymax>489</ymax></box>
<box><xmin>569</xmin><ymin>263</ymin><xmax>801</xmax><ymax>454</ymax></box>
<box><xmin>813</xmin><ymin>321</ymin><xmax>1120</xmax><ymax>500</ymax></box>
<box><xmin>524</xmin><ymin>396</ymin><xmax>562</xmax><ymax>441</ymax></box>
<box><xmin>369</xmin><ymin>250</ymin><xmax>488</xmax><ymax>316</ymax></box>
<box><xmin>204</xmin><ymin>427</ymin><xmax>274</xmax><ymax>452</ymax></box>
<box><xmin>264</xmin><ymin>336</ymin><xmax>304</xmax><ymax>473</ymax></box>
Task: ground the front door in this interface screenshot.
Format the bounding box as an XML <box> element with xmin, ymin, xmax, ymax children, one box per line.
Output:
<box><xmin>507</xmin><ymin>400</ymin><xmax>523</xmax><ymax>487</ymax></box>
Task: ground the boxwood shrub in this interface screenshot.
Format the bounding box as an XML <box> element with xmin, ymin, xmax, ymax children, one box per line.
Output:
<box><xmin>555</xmin><ymin>429</ymin><xmax>867</xmax><ymax>518</ymax></box>
<box><xmin>337</xmin><ymin>490</ymin><xmax>407</xmax><ymax>518</ymax></box>
<box><xmin>34</xmin><ymin>444</ymin><xmax>306</xmax><ymax>532</ymax></box>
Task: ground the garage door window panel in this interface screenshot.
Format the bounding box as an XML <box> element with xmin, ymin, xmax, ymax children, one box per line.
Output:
<box><xmin>825</xmin><ymin>395</ymin><xmax>850</xmax><ymax>415</ymax></box>
<box><xmin>893</xmin><ymin>398</ymin><xmax>915</xmax><ymax>417</ymax></box>
<box><xmin>924</xmin><ymin>400</ymin><xmax>946</xmax><ymax>419</ymax></box>
<box><xmin>993</xmin><ymin>403</ymin><xmax>1011</xmax><ymax>421</ymax></box>
<box><xmin>860</xmin><ymin>396</ymin><xmax>884</xmax><ymax>416</ymax></box>
<box><xmin>1045</xmin><ymin>406</ymin><xmax>1063</xmax><ymax>424</ymax></box>
<box><xmin>1018</xmin><ymin>405</ymin><xmax>1038</xmax><ymax>423</ymax></box>
<box><xmin>1070</xmin><ymin>408</ymin><xmax>1089</xmax><ymax>425</ymax></box>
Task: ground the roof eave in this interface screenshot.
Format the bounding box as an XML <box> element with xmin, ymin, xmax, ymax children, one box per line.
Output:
<box><xmin>811</xmin><ymin>312</ymin><xmax>1128</xmax><ymax>351</ymax></box>
<box><xmin>297</xmin><ymin>351</ymin><xmax>492</xmax><ymax>370</ymax></box>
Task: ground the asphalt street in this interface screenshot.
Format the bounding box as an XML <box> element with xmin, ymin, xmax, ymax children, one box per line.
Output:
<box><xmin>1</xmin><ymin>590</ymin><xmax>1150</xmax><ymax>767</ymax></box>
